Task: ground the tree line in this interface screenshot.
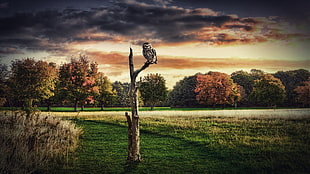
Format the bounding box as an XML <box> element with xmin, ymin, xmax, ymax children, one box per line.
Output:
<box><xmin>0</xmin><ymin>56</ymin><xmax>167</xmax><ymax>111</ymax></box>
<box><xmin>169</xmin><ymin>69</ymin><xmax>310</xmax><ymax>108</ymax></box>
<box><xmin>0</xmin><ymin>57</ymin><xmax>309</xmax><ymax>111</ymax></box>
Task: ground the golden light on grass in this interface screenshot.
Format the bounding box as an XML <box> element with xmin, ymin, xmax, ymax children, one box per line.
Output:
<box><xmin>48</xmin><ymin>109</ymin><xmax>310</xmax><ymax>120</ymax></box>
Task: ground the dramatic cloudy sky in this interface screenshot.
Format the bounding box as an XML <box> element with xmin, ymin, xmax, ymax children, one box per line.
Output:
<box><xmin>0</xmin><ymin>0</ymin><xmax>309</xmax><ymax>88</ymax></box>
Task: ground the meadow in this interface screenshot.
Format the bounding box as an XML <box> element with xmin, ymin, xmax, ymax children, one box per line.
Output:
<box><xmin>42</xmin><ymin>109</ymin><xmax>310</xmax><ymax>174</ymax></box>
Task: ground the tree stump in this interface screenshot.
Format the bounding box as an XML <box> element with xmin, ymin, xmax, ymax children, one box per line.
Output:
<box><xmin>126</xmin><ymin>47</ymin><xmax>152</xmax><ymax>161</ymax></box>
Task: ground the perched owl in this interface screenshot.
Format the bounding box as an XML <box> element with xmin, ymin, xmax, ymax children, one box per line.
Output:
<box><xmin>142</xmin><ymin>42</ymin><xmax>157</xmax><ymax>64</ymax></box>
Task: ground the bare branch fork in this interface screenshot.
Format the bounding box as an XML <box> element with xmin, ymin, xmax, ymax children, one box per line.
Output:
<box><xmin>126</xmin><ymin>47</ymin><xmax>152</xmax><ymax>161</ymax></box>
<box><xmin>129</xmin><ymin>47</ymin><xmax>151</xmax><ymax>81</ymax></box>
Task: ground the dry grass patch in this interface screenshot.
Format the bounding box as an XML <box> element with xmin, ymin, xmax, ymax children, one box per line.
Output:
<box><xmin>0</xmin><ymin>111</ymin><xmax>82</xmax><ymax>174</ymax></box>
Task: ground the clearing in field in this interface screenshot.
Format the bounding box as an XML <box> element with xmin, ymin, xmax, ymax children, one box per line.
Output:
<box><xmin>42</xmin><ymin>109</ymin><xmax>310</xmax><ymax>173</ymax></box>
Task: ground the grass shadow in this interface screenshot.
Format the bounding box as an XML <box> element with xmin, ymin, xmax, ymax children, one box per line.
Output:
<box><xmin>77</xmin><ymin>120</ymin><xmax>247</xmax><ymax>173</ymax></box>
<box><xmin>51</xmin><ymin>119</ymin><xmax>307</xmax><ymax>174</ymax></box>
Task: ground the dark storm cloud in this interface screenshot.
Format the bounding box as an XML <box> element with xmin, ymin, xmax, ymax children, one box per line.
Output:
<box><xmin>224</xmin><ymin>25</ymin><xmax>253</xmax><ymax>31</ymax></box>
<box><xmin>92</xmin><ymin>1</ymin><xmax>257</xmax><ymax>43</ymax></box>
<box><xmin>0</xmin><ymin>47</ymin><xmax>22</xmax><ymax>54</ymax></box>
<box><xmin>0</xmin><ymin>0</ymin><xmax>303</xmax><ymax>56</ymax></box>
<box><xmin>0</xmin><ymin>10</ymin><xmax>90</xmax><ymax>41</ymax></box>
<box><xmin>0</xmin><ymin>2</ymin><xmax>8</xmax><ymax>8</ymax></box>
<box><xmin>0</xmin><ymin>9</ymin><xmax>94</xmax><ymax>54</ymax></box>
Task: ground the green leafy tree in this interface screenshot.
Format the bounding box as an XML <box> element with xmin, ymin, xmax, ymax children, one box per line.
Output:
<box><xmin>294</xmin><ymin>77</ymin><xmax>310</xmax><ymax>107</ymax></box>
<box><xmin>249</xmin><ymin>74</ymin><xmax>286</xmax><ymax>107</ymax></box>
<box><xmin>274</xmin><ymin>69</ymin><xmax>310</xmax><ymax>106</ymax></box>
<box><xmin>140</xmin><ymin>73</ymin><xmax>168</xmax><ymax>110</ymax></box>
<box><xmin>231</xmin><ymin>70</ymin><xmax>255</xmax><ymax>104</ymax></box>
<box><xmin>58</xmin><ymin>55</ymin><xmax>98</xmax><ymax>111</ymax></box>
<box><xmin>250</xmin><ymin>69</ymin><xmax>265</xmax><ymax>79</ymax></box>
<box><xmin>94</xmin><ymin>72</ymin><xmax>117</xmax><ymax>110</ymax></box>
<box><xmin>231</xmin><ymin>69</ymin><xmax>266</xmax><ymax>106</ymax></box>
<box><xmin>112</xmin><ymin>81</ymin><xmax>130</xmax><ymax>107</ymax></box>
<box><xmin>169</xmin><ymin>74</ymin><xmax>200</xmax><ymax>107</ymax></box>
<box><xmin>194</xmin><ymin>72</ymin><xmax>241</xmax><ymax>108</ymax></box>
<box><xmin>8</xmin><ymin>58</ymin><xmax>58</xmax><ymax>113</ymax></box>
<box><xmin>112</xmin><ymin>81</ymin><xmax>143</xmax><ymax>107</ymax></box>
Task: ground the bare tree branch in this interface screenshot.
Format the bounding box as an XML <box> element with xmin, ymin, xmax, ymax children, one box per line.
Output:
<box><xmin>129</xmin><ymin>47</ymin><xmax>151</xmax><ymax>81</ymax></box>
<box><xmin>133</xmin><ymin>62</ymin><xmax>151</xmax><ymax>80</ymax></box>
<box><xmin>129</xmin><ymin>47</ymin><xmax>134</xmax><ymax>80</ymax></box>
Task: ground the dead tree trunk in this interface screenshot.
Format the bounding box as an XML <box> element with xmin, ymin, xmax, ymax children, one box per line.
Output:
<box><xmin>125</xmin><ymin>47</ymin><xmax>151</xmax><ymax>161</ymax></box>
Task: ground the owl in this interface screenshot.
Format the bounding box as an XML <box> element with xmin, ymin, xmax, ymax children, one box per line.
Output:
<box><xmin>142</xmin><ymin>42</ymin><xmax>157</xmax><ymax>64</ymax></box>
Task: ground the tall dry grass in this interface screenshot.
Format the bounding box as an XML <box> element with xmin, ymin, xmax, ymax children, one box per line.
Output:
<box><xmin>0</xmin><ymin>110</ymin><xmax>82</xmax><ymax>174</ymax></box>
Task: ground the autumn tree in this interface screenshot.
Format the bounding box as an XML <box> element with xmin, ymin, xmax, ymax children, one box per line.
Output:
<box><xmin>94</xmin><ymin>72</ymin><xmax>116</xmax><ymax>110</ymax></box>
<box><xmin>249</xmin><ymin>74</ymin><xmax>286</xmax><ymax>107</ymax></box>
<box><xmin>169</xmin><ymin>74</ymin><xmax>200</xmax><ymax>107</ymax></box>
<box><xmin>195</xmin><ymin>72</ymin><xmax>241</xmax><ymax>108</ymax></box>
<box><xmin>140</xmin><ymin>73</ymin><xmax>168</xmax><ymax>110</ymax></box>
<box><xmin>8</xmin><ymin>58</ymin><xmax>58</xmax><ymax>113</ymax></box>
<box><xmin>58</xmin><ymin>55</ymin><xmax>98</xmax><ymax>111</ymax></box>
<box><xmin>294</xmin><ymin>77</ymin><xmax>310</xmax><ymax>107</ymax></box>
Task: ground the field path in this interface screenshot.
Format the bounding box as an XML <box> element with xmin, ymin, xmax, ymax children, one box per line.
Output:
<box><xmin>40</xmin><ymin>108</ymin><xmax>310</xmax><ymax>119</ymax></box>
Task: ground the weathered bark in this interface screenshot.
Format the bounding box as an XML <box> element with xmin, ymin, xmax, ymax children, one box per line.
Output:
<box><xmin>126</xmin><ymin>47</ymin><xmax>151</xmax><ymax>161</ymax></box>
<box><xmin>74</xmin><ymin>99</ymin><xmax>78</xmax><ymax>112</ymax></box>
<box><xmin>81</xmin><ymin>103</ymin><xmax>85</xmax><ymax>111</ymax></box>
<box><xmin>45</xmin><ymin>99</ymin><xmax>52</xmax><ymax>112</ymax></box>
<box><xmin>125</xmin><ymin>112</ymin><xmax>133</xmax><ymax>160</ymax></box>
<box><xmin>150</xmin><ymin>104</ymin><xmax>154</xmax><ymax>111</ymax></box>
<box><xmin>47</xmin><ymin>104</ymin><xmax>51</xmax><ymax>112</ymax></box>
<box><xmin>100</xmin><ymin>102</ymin><xmax>104</xmax><ymax>111</ymax></box>
<box><xmin>24</xmin><ymin>98</ymin><xmax>34</xmax><ymax>116</ymax></box>
<box><xmin>23</xmin><ymin>98</ymin><xmax>33</xmax><ymax>109</ymax></box>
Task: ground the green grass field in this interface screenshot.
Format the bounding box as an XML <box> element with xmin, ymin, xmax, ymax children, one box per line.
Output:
<box><xmin>42</xmin><ymin>111</ymin><xmax>310</xmax><ymax>174</ymax></box>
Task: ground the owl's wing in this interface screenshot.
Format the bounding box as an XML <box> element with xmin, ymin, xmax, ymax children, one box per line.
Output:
<box><xmin>143</xmin><ymin>49</ymin><xmax>148</xmax><ymax>59</ymax></box>
<box><xmin>152</xmin><ymin>48</ymin><xmax>157</xmax><ymax>57</ymax></box>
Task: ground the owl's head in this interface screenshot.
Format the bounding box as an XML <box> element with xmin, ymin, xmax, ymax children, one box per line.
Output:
<box><xmin>143</xmin><ymin>42</ymin><xmax>152</xmax><ymax>49</ymax></box>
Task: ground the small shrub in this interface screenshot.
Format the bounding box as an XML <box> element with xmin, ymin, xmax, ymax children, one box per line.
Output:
<box><xmin>0</xmin><ymin>110</ymin><xmax>82</xmax><ymax>174</ymax></box>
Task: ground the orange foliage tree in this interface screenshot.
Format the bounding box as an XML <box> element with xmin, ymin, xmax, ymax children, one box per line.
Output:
<box><xmin>194</xmin><ymin>72</ymin><xmax>241</xmax><ymax>108</ymax></box>
<box><xmin>294</xmin><ymin>77</ymin><xmax>310</xmax><ymax>107</ymax></box>
<box><xmin>58</xmin><ymin>55</ymin><xmax>98</xmax><ymax>111</ymax></box>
